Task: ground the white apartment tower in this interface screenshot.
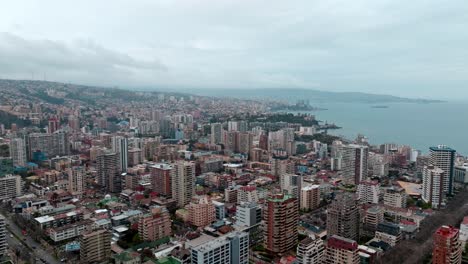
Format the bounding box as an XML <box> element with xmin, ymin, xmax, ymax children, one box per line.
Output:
<box><xmin>171</xmin><ymin>161</ymin><xmax>195</xmax><ymax>207</ymax></box>
<box><xmin>9</xmin><ymin>138</ymin><xmax>27</xmax><ymax>166</ymax></box>
<box><xmin>210</xmin><ymin>123</ymin><xmax>222</xmax><ymax>145</ymax></box>
<box><xmin>0</xmin><ymin>174</ymin><xmax>23</xmax><ymax>200</ymax></box>
<box><xmin>300</xmin><ymin>185</ymin><xmax>321</xmax><ymax>211</ymax></box>
<box><xmin>111</xmin><ymin>136</ymin><xmax>128</xmax><ymax>172</ymax></box>
<box><xmin>422</xmin><ymin>165</ymin><xmax>445</xmax><ymax>208</ymax></box>
<box><xmin>429</xmin><ymin>145</ymin><xmax>456</xmax><ymax>195</ymax></box>
<box><xmin>357</xmin><ymin>181</ymin><xmax>380</xmax><ymax>204</ymax></box>
<box><xmin>67</xmin><ymin>166</ymin><xmax>85</xmax><ymax>194</ymax></box>
<box><xmin>331</xmin><ymin>143</ymin><xmax>369</xmax><ymax>185</ymax></box>
<box><xmin>297</xmin><ymin>234</ymin><xmax>325</xmax><ymax>264</ymax></box>
<box><xmin>191</xmin><ymin>231</ymin><xmax>249</xmax><ymax>264</ymax></box>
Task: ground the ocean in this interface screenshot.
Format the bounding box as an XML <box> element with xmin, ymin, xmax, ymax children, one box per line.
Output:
<box><xmin>301</xmin><ymin>101</ymin><xmax>468</xmax><ymax>155</ymax></box>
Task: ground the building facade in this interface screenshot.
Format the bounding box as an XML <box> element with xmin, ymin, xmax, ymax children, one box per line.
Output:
<box><xmin>80</xmin><ymin>229</ymin><xmax>111</xmax><ymax>264</ymax></box>
<box><xmin>151</xmin><ymin>163</ymin><xmax>172</xmax><ymax>198</ymax></box>
<box><xmin>138</xmin><ymin>206</ymin><xmax>171</xmax><ymax>241</ymax></box>
<box><xmin>191</xmin><ymin>232</ymin><xmax>249</xmax><ymax>264</ymax></box>
<box><xmin>300</xmin><ymin>185</ymin><xmax>320</xmax><ymax>211</ymax></box>
<box><xmin>432</xmin><ymin>225</ymin><xmax>462</xmax><ymax>264</ymax></box>
<box><xmin>171</xmin><ymin>161</ymin><xmax>195</xmax><ymax>207</ymax></box>
<box><xmin>324</xmin><ymin>235</ymin><xmax>359</xmax><ymax>264</ymax></box>
<box><xmin>430</xmin><ymin>145</ymin><xmax>456</xmax><ymax>195</ymax></box>
<box><xmin>422</xmin><ymin>165</ymin><xmax>445</xmax><ymax>208</ymax></box>
<box><xmin>327</xmin><ymin>193</ymin><xmax>360</xmax><ymax>241</ymax></box>
<box><xmin>297</xmin><ymin>234</ymin><xmax>325</xmax><ymax>264</ymax></box>
<box><xmin>263</xmin><ymin>194</ymin><xmax>299</xmax><ymax>254</ymax></box>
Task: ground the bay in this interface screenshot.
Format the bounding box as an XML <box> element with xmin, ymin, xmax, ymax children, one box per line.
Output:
<box><xmin>299</xmin><ymin>101</ymin><xmax>468</xmax><ymax>155</ymax></box>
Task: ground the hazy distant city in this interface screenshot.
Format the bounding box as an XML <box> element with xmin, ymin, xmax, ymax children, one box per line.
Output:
<box><xmin>1</xmin><ymin>1</ymin><xmax>468</xmax><ymax>264</ymax></box>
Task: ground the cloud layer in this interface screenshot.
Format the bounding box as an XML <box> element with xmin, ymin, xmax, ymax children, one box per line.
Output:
<box><xmin>1</xmin><ymin>0</ymin><xmax>467</xmax><ymax>98</ymax></box>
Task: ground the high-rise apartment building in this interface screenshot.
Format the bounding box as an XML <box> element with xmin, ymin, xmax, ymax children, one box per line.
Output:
<box><xmin>151</xmin><ymin>163</ymin><xmax>172</xmax><ymax>198</ymax></box>
<box><xmin>236</xmin><ymin>202</ymin><xmax>263</xmax><ymax>246</ymax></box>
<box><xmin>9</xmin><ymin>138</ymin><xmax>27</xmax><ymax>166</ymax></box>
<box><xmin>263</xmin><ymin>194</ymin><xmax>299</xmax><ymax>254</ymax></box>
<box><xmin>271</xmin><ymin>158</ymin><xmax>295</xmax><ymax>177</ymax></box>
<box><xmin>300</xmin><ymin>185</ymin><xmax>320</xmax><ymax>211</ymax></box>
<box><xmin>138</xmin><ymin>206</ymin><xmax>171</xmax><ymax>241</ymax></box>
<box><xmin>430</xmin><ymin>145</ymin><xmax>456</xmax><ymax>195</ymax></box>
<box><xmin>28</xmin><ymin>132</ymin><xmax>70</xmax><ymax>159</ymax></box>
<box><xmin>186</xmin><ymin>196</ymin><xmax>216</xmax><ymax>228</ymax></box>
<box><xmin>112</xmin><ymin>136</ymin><xmax>129</xmax><ymax>172</ymax></box>
<box><xmin>383</xmin><ymin>186</ymin><xmax>407</xmax><ymax>208</ymax></box>
<box><xmin>191</xmin><ymin>231</ymin><xmax>249</xmax><ymax>264</ymax></box>
<box><xmin>422</xmin><ymin>165</ymin><xmax>445</xmax><ymax>208</ymax></box>
<box><xmin>96</xmin><ymin>151</ymin><xmax>121</xmax><ymax>193</ymax></box>
<box><xmin>236</xmin><ymin>202</ymin><xmax>262</xmax><ymax>227</ymax></box>
<box><xmin>237</xmin><ymin>185</ymin><xmax>259</xmax><ymax>204</ymax></box>
<box><xmin>432</xmin><ymin>225</ymin><xmax>462</xmax><ymax>264</ymax></box>
<box><xmin>0</xmin><ymin>174</ymin><xmax>23</xmax><ymax>200</ymax></box>
<box><xmin>297</xmin><ymin>234</ymin><xmax>325</xmax><ymax>264</ymax></box>
<box><xmin>357</xmin><ymin>180</ymin><xmax>380</xmax><ymax>204</ymax></box>
<box><xmin>48</xmin><ymin>117</ymin><xmax>59</xmax><ymax>134</ymax></box>
<box><xmin>80</xmin><ymin>229</ymin><xmax>111</xmax><ymax>264</ymax></box>
<box><xmin>327</xmin><ymin>193</ymin><xmax>360</xmax><ymax>241</ymax></box>
<box><xmin>324</xmin><ymin>235</ymin><xmax>359</xmax><ymax>264</ymax></box>
<box><xmin>171</xmin><ymin>161</ymin><xmax>195</xmax><ymax>207</ymax></box>
<box><xmin>331</xmin><ymin>143</ymin><xmax>369</xmax><ymax>184</ymax></box>
<box><xmin>67</xmin><ymin>166</ymin><xmax>85</xmax><ymax>194</ymax></box>
<box><xmin>210</xmin><ymin>123</ymin><xmax>222</xmax><ymax>145</ymax></box>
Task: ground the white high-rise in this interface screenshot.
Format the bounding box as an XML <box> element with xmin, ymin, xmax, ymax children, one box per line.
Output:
<box><xmin>171</xmin><ymin>161</ymin><xmax>195</xmax><ymax>207</ymax></box>
<box><xmin>357</xmin><ymin>181</ymin><xmax>380</xmax><ymax>204</ymax></box>
<box><xmin>111</xmin><ymin>136</ymin><xmax>128</xmax><ymax>172</ymax></box>
<box><xmin>429</xmin><ymin>145</ymin><xmax>456</xmax><ymax>195</ymax></box>
<box><xmin>9</xmin><ymin>138</ymin><xmax>27</xmax><ymax>166</ymax></box>
<box><xmin>67</xmin><ymin>166</ymin><xmax>85</xmax><ymax>194</ymax></box>
<box><xmin>191</xmin><ymin>231</ymin><xmax>249</xmax><ymax>264</ymax></box>
<box><xmin>331</xmin><ymin>143</ymin><xmax>369</xmax><ymax>185</ymax></box>
<box><xmin>0</xmin><ymin>174</ymin><xmax>22</xmax><ymax>200</ymax></box>
<box><xmin>297</xmin><ymin>234</ymin><xmax>325</xmax><ymax>264</ymax></box>
<box><xmin>422</xmin><ymin>165</ymin><xmax>445</xmax><ymax>208</ymax></box>
<box><xmin>210</xmin><ymin>123</ymin><xmax>222</xmax><ymax>145</ymax></box>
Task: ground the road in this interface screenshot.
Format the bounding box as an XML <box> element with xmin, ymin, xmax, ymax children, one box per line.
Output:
<box><xmin>4</xmin><ymin>215</ymin><xmax>60</xmax><ymax>264</ymax></box>
<box><xmin>380</xmin><ymin>189</ymin><xmax>468</xmax><ymax>264</ymax></box>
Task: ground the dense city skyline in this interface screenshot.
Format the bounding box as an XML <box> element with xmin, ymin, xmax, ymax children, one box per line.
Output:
<box><xmin>1</xmin><ymin>1</ymin><xmax>468</xmax><ymax>264</ymax></box>
<box><xmin>1</xmin><ymin>0</ymin><xmax>468</xmax><ymax>99</ymax></box>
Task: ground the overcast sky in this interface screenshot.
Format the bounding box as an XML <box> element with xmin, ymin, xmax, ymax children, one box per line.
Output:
<box><xmin>1</xmin><ymin>0</ymin><xmax>467</xmax><ymax>99</ymax></box>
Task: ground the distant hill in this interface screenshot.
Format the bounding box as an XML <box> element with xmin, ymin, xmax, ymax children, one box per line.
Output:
<box><xmin>174</xmin><ymin>88</ymin><xmax>443</xmax><ymax>104</ymax></box>
<box><xmin>0</xmin><ymin>79</ymin><xmax>442</xmax><ymax>105</ymax></box>
<box><xmin>0</xmin><ymin>79</ymin><xmax>192</xmax><ymax>107</ymax></box>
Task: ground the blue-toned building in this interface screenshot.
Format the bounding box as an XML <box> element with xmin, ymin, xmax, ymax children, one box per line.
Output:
<box><xmin>429</xmin><ymin>145</ymin><xmax>456</xmax><ymax>195</ymax></box>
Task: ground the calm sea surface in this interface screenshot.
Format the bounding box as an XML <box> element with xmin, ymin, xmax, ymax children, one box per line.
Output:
<box><xmin>300</xmin><ymin>101</ymin><xmax>468</xmax><ymax>155</ymax></box>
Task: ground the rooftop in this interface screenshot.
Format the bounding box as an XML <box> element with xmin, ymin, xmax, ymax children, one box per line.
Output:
<box><xmin>302</xmin><ymin>185</ymin><xmax>320</xmax><ymax>191</ymax></box>
<box><xmin>430</xmin><ymin>145</ymin><xmax>456</xmax><ymax>152</ymax></box>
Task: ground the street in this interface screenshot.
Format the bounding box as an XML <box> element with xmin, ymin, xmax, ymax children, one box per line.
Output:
<box><xmin>4</xmin><ymin>215</ymin><xmax>60</xmax><ymax>264</ymax></box>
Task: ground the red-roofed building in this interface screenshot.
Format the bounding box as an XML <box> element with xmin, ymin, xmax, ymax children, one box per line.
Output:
<box><xmin>432</xmin><ymin>225</ymin><xmax>462</xmax><ymax>264</ymax></box>
<box><xmin>325</xmin><ymin>235</ymin><xmax>359</xmax><ymax>264</ymax></box>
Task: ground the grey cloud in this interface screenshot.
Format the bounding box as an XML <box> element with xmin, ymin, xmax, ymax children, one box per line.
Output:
<box><xmin>0</xmin><ymin>32</ymin><xmax>167</xmax><ymax>85</ymax></box>
<box><xmin>0</xmin><ymin>0</ymin><xmax>468</xmax><ymax>98</ymax></box>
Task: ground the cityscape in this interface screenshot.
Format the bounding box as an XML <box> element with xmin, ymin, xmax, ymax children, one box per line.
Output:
<box><xmin>1</xmin><ymin>1</ymin><xmax>468</xmax><ymax>264</ymax></box>
<box><xmin>0</xmin><ymin>79</ymin><xmax>467</xmax><ymax>264</ymax></box>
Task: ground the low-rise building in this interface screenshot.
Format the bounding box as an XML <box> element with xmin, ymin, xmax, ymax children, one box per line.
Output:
<box><xmin>374</xmin><ymin>222</ymin><xmax>402</xmax><ymax>247</ymax></box>
<box><xmin>324</xmin><ymin>235</ymin><xmax>359</xmax><ymax>264</ymax></box>
<box><xmin>48</xmin><ymin>220</ymin><xmax>91</xmax><ymax>243</ymax></box>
